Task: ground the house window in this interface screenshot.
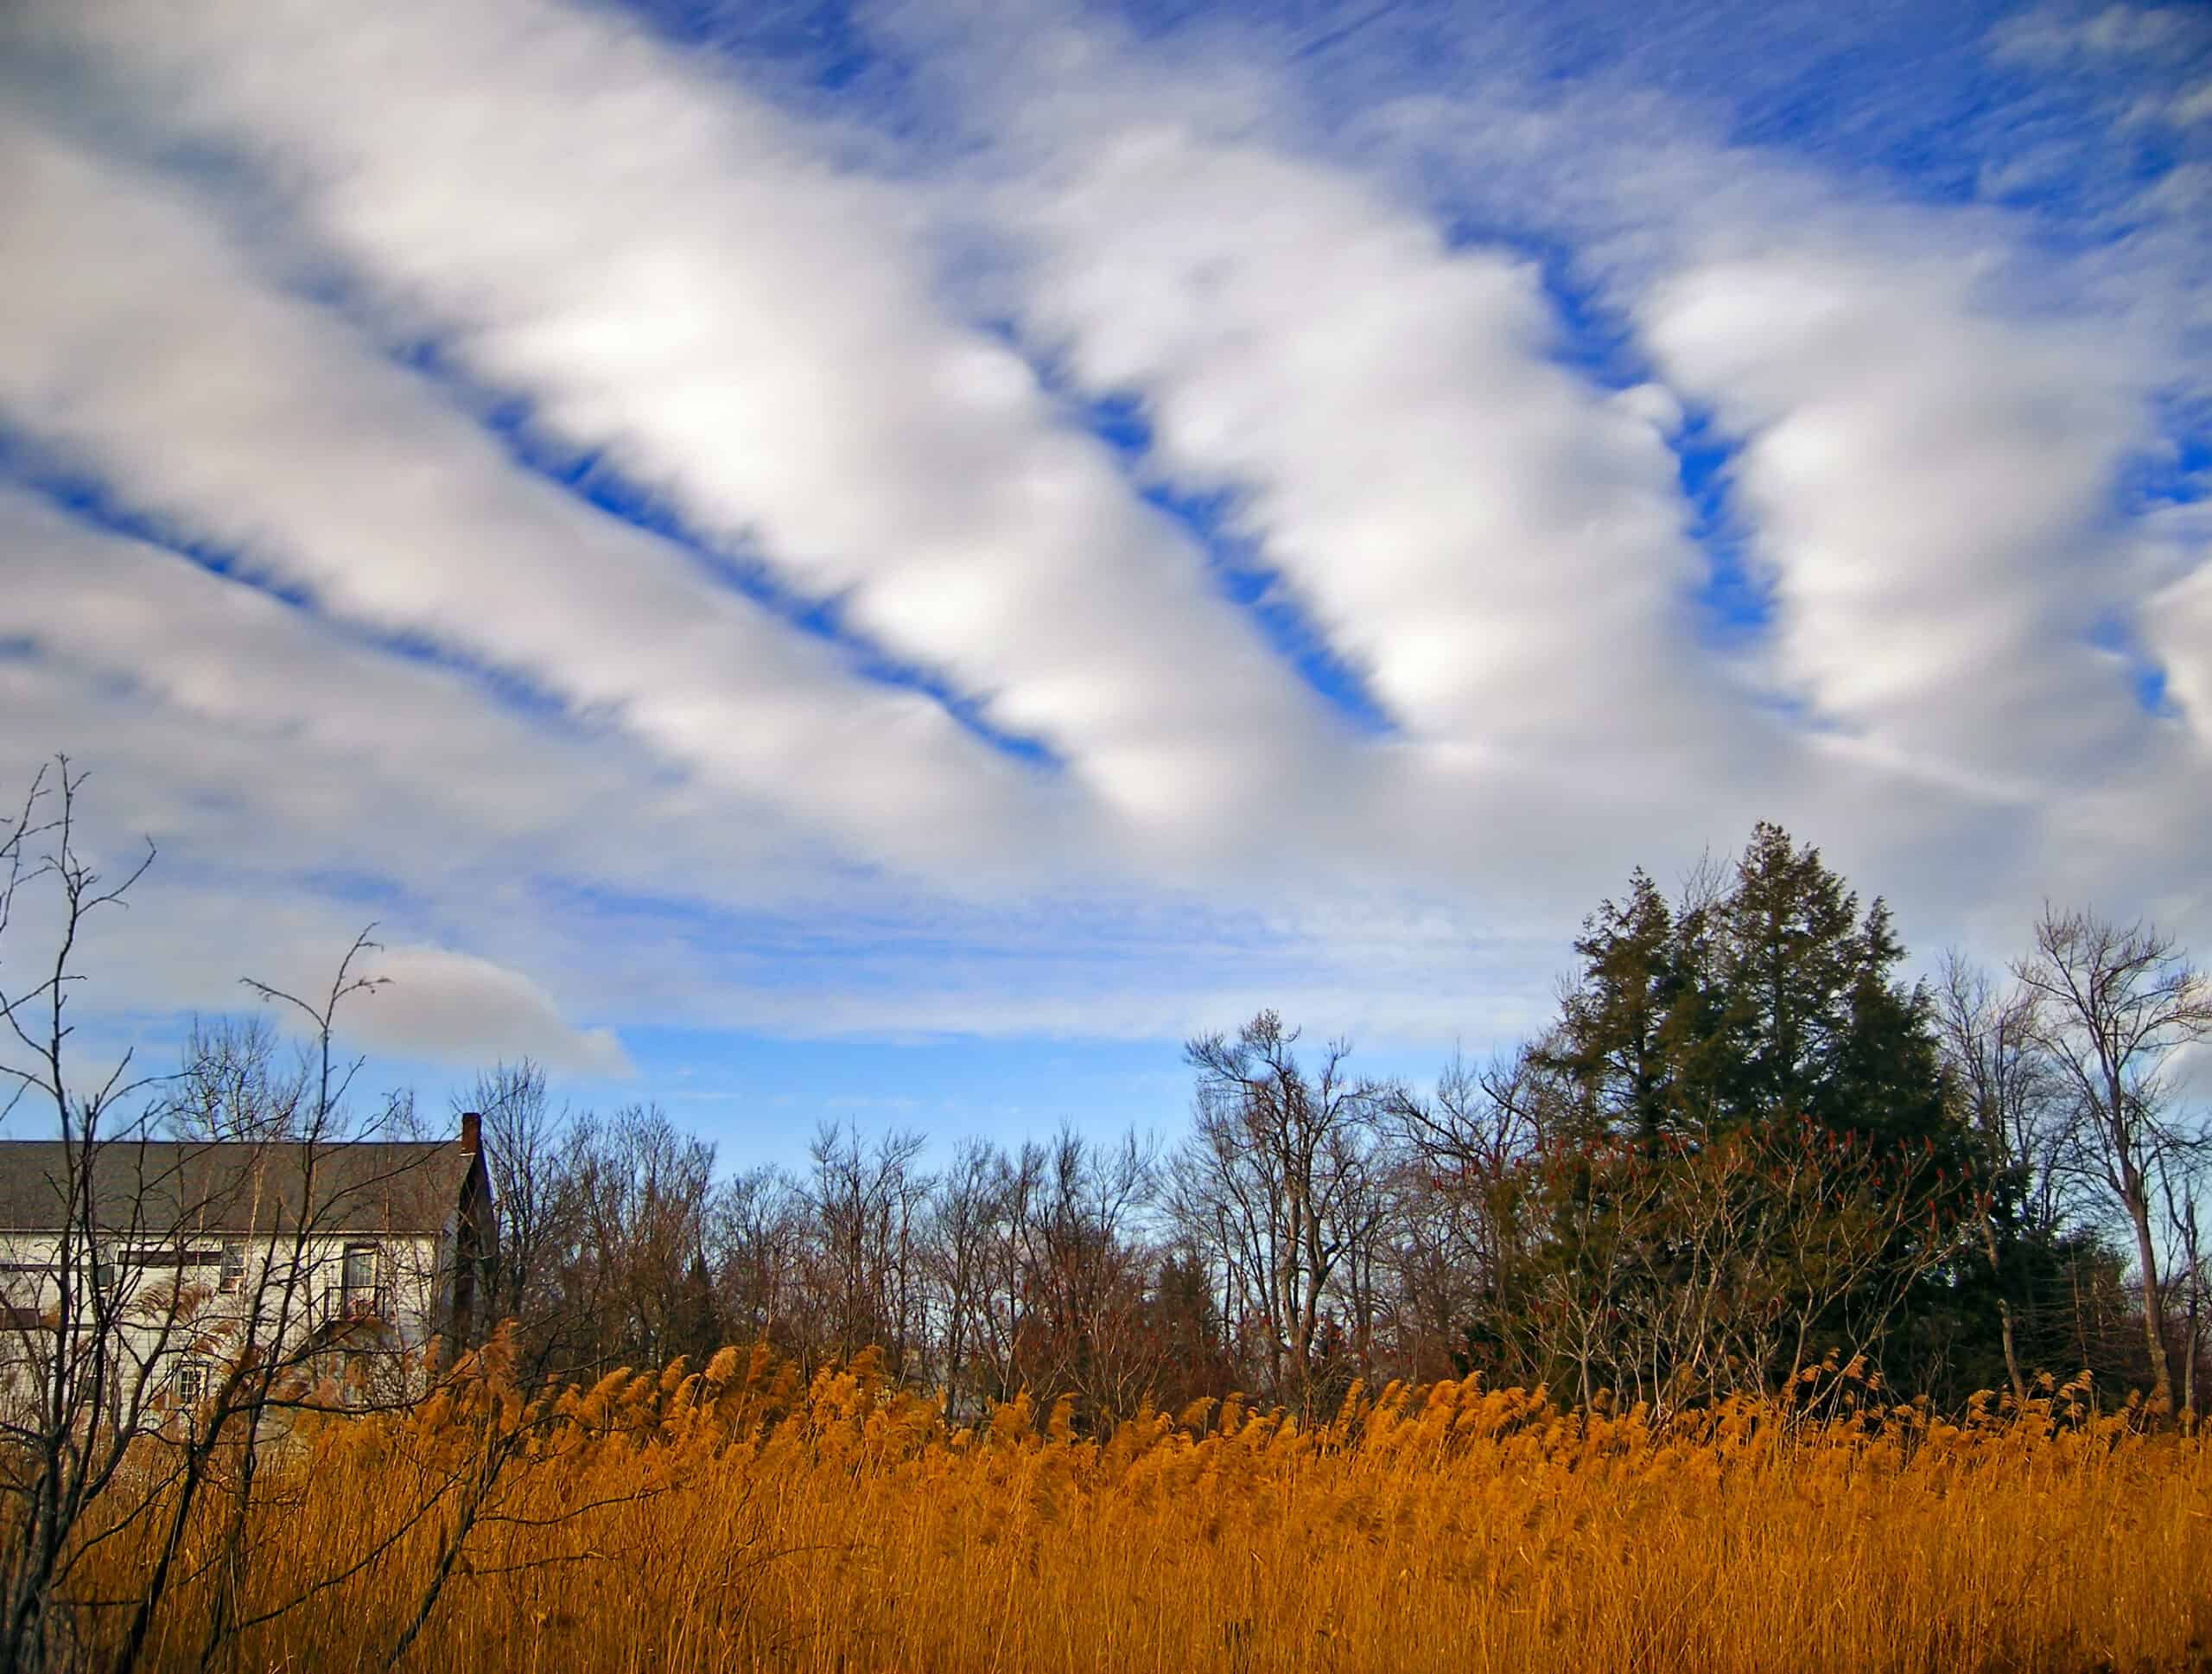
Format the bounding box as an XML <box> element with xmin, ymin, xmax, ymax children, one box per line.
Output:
<box><xmin>218</xmin><ymin>1240</ymin><xmax>245</xmax><ymax>1294</ymax></box>
<box><xmin>122</xmin><ymin>1244</ymin><xmax>226</xmax><ymax>1273</ymax></box>
<box><xmin>341</xmin><ymin>1243</ymin><xmax>381</xmax><ymax>1318</ymax></box>
<box><xmin>342</xmin><ymin>1244</ymin><xmax>378</xmax><ymax>1294</ymax></box>
<box><xmin>175</xmin><ymin>1361</ymin><xmax>204</xmax><ymax>1404</ymax></box>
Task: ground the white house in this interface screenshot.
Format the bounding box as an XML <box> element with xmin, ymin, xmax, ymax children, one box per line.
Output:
<box><xmin>0</xmin><ymin>1113</ymin><xmax>496</xmax><ymax>1420</ymax></box>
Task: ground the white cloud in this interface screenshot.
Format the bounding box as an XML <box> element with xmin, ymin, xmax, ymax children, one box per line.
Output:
<box><xmin>2144</xmin><ymin>501</ymin><xmax>2212</xmax><ymax>742</ymax></box>
<box><xmin>0</xmin><ymin>114</ymin><xmax>1090</xmax><ymax>882</ymax></box>
<box><xmin>11</xmin><ymin>0</ymin><xmax>1351</xmax><ymax>856</ymax></box>
<box><xmin>0</xmin><ymin>490</ymin><xmax>664</xmax><ymax>867</ymax></box>
<box><xmin>1313</xmin><ymin>47</ymin><xmax>2206</xmax><ymax>824</ymax></box>
<box><xmin>1637</xmin><ymin>245</ymin><xmax>2151</xmax><ymax>782</ymax></box>
<box><xmin>0</xmin><ymin>0</ymin><xmax>2203</xmax><ymax>1090</ymax></box>
<box><xmin>331</xmin><ymin>944</ymin><xmax>633</xmax><ymax>1077</ymax></box>
<box><xmin>1993</xmin><ymin>3</ymin><xmax>2207</xmax><ymax>67</ymax></box>
<box><xmin>925</xmin><ymin>30</ymin><xmax>1767</xmax><ymax>783</ymax></box>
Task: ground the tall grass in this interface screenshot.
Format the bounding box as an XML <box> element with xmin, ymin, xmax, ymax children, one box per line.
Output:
<box><xmin>59</xmin><ymin>1348</ymin><xmax>2212</xmax><ymax>1672</ymax></box>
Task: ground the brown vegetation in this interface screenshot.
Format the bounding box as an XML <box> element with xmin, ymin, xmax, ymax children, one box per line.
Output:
<box><xmin>44</xmin><ymin>1344</ymin><xmax>2212</xmax><ymax>1674</ymax></box>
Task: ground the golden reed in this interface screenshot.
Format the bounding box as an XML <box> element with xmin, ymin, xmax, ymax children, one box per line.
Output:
<box><xmin>63</xmin><ymin>1345</ymin><xmax>2212</xmax><ymax>1672</ymax></box>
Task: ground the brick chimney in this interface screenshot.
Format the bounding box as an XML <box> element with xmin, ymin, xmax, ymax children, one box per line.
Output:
<box><xmin>459</xmin><ymin>1110</ymin><xmax>481</xmax><ymax>1154</ymax></box>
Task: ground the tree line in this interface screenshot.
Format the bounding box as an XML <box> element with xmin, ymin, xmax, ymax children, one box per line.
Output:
<box><xmin>172</xmin><ymin>821</ymin><xmax>2201</xmax><ymax>1424</ymax></box>
<box><xmin>20</xmin><ymin>753</ymin><xmax>2212</xmax><ymax>1425</ymax></box>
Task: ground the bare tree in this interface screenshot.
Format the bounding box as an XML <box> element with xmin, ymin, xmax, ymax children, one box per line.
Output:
<box><xmin>919</xmin><ymin>1139</ymin><xmax>1003</xmax><ymax>1414</ymax></box>
<box><xmin>1935</xmin><ymin>952</ymin><xmax>2070</xmax><ymax>1402</ymax></box>
<box><xmin>707</xmin><ymin>1163</ymin><xmax>810</xmax><ymax>1362</ymax></box>
<box><xmin>456</xmin><ymin>1060</ymin><xmax>570</xmax><ymax>1378</ymax></box>
<box><xmin>2013</xmin><ymin>907</ymin><xmax>2212</xmax><ymax>1413</ymax></box>
<box><xmin>0</xmin><ymin>761</ymin><xmax>161</xmax><ymax>1670</ymax></box>
<box><xmin>2156</xmin><ymin>1137</ymin><xmax>2210</xmax><ymax>1417</ymax></box>
<box><xmin>1176</xmin><ymin>1012</ymin><xmax>1384</xmax><ymax>1412</ymax></box>
<box><xmin>553</xmin><ymin>1105</ymin><xmax>719</xmax><ymax>1376</ymax></box>
<box><xmin>1002</xmin><ymin>1127</ymin><xmax>1160</xmax><ymax>1422</ymax></box>
<box><xmin>1382</xmin><ymin>1044</ymin><xmax>1562</xmax><ymax>1383</ymax></box>
<box><xmin>160</xmin><ymin>1015</ymin><xmax>309</xmax><ymax>1143</ymax></box>
<box><xmin>805</xmin><ymin>1123</ymin><xmax>930</xmax><ymax>1375</ymax></box>
<box><xmin>167</xmin><ymin>928</ymin><xmax>435</xmax><ymax>1671</ymax></box>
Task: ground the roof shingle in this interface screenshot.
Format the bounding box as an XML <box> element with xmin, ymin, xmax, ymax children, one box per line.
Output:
<box><xmin>0</xmin><ymin>1138</ymin><xmax>472</xmax><ymax>1236</ymax></box>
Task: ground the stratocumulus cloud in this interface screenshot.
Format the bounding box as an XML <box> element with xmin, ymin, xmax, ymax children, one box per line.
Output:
<box><xmin>0</xmin><ymin>0</ymin><xmax>2203</xmax><ymax>1097</ymax></box>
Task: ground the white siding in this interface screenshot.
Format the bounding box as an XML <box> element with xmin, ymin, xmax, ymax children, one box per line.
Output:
<box><xmin>0</xmin><ymin>1225</ymin><xmax>450</xmax><ymax>1423</ymax></box>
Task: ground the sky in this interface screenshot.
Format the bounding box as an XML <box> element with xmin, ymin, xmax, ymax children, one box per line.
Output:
<box><xmin>0</xmin><ymin>0</ymin><xmax>2207</xmax><ymax>1170</ymax></box>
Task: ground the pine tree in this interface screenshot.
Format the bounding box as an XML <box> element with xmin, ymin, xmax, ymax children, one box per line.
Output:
<box><xmin>1549</xmin><ymin>869</ymin><xmax>1683</xmax><ymax>1149</ymax></box>
<box><xmin>1707</xmin><ymin>824</ymin><xmax>1954</xmax><ymax>1152</ymax></box>
<box><xmin>1538</xmin><ymin>824</ymin><xmax>1979</xmax><ymax>1395</ymax></box>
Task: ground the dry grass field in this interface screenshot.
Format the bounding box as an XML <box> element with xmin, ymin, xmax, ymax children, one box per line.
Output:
<box><xmin>65</xmin><ymin>1346</ymin><xmax>2212</xmax><ymax>1673</ymax></box>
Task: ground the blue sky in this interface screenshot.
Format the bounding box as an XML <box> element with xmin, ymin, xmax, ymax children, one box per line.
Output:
<box><xmin>0</xmin><ymin>0</ymin><xmax>2207</xmax><ymax>1169</ymax></box>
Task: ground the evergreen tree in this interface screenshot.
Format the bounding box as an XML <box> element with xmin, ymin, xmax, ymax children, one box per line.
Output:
<box><xmin>1551</xmin><ymin>824</ymin><xmax>1961</xmax><ymax>1158</ymax></box>
<box><xmin>1537</xmin><ymin>824</ymin><xmax>1981</xmax><ymax>1396</ymax></box>
<box><xmin>674</xmin><ymin>1251</ymin><xmax>722</xmax><ymax>1365</ymax></box>
<box><xmin>1548</xmin><ymin>869</ymin><xmax>1682</xmax><ymax>1149</ymax></box>
<box><xmin>1712</xmin><ymin>829</ymin><xmax>1954</xmax><ymax>1152</ymax></box>
<box><xmin>1708</xmin><ymin>820</ymin><xmax>1866</xmax><ymax>1127</ymax></box>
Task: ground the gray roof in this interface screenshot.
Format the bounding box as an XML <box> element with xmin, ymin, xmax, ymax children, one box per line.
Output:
<box><xmin>0</xmin><ymin>1138</ymin><xmax>478</xmax><ymax>1236</ymax></box>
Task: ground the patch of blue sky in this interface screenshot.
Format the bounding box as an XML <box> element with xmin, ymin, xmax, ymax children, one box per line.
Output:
<box><xmin>594</xmin><ymin>1024</ymin><xmax>1467</xmax><ymax>1170</ymax></box>
<box><xmin>2088</xmin><ymin>613</ymin><xmax>2181</xmax><ymax>721</ymax></box>
<box><xmin>523</xmin><ymin>880</ymin><xmax>925</xmax><ymax>981</ymax></box>
<box><xmin>532</xmin><ymin>1027</ymin><xmax>1192</xmax><ymax>1168</ymax></box>
<box><xmin>1702</xmin><ymin>3</ymin><xmax>2029</xmax><ymax>198</ymax></box>
<box><xmin>1670</xmin><ymin>406</ymin><xmax>1773</xmax><ymax>648</ymax></box>
<box><xmin>532</xmin><ymin>868</ymin><xmax>1203</xmax><ymax>987</ymax></box>
<box><xmin>2126</xmin><ymin>426</ymin><xmax>2210</xmax><ymax>512</ymax></box>
<box><xmin>618</xmin><ymin>0</ymin><xmax>884</xmax><ymax>86</ymax></box>
<box><xmin>607</xmin><ymin>0</ymin><xmax>927</xmax><ymax>138</ymax></box>
<box><xmin>988</xmin><ymin>326</ymin><xmax>1400</xmax><ymax>736</ymax></box>
<box><xmin>1080</xmin><ymin>391</ymin><xmax>1154</xmax><ymax>465</ymax></box>
<box><xmin>1439</xmin><ymin>218</ymin><xmax>1644</xmax><ymax>391</ymax></box>
<box><xmin>2133</xmin><ymin>664</ymin><xmax>2174</xmax><ymax>720</ymax></box>
<box><xmin>289</xmin><ymin>868</ymin><xmax>420</xmax><ymax>914</ymax></box>
<box><xmin>1116</xmin><ymin>0</ymin><xmax>2202</xmax><ymax>247</ymax></box>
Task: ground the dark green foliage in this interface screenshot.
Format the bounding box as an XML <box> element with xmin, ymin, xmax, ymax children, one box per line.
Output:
<box><xmin>1548</xmin><ymin>823</ymin><xmax>1961</xmax><ymax>1160</ymax></box>
<box><xmin>1518</xmin><ymin>823</ymin><xmax>1987</xmax><ymax>1400</ymax></box>
<box><xmin>673</xmin><ymin>1252</ymin><xmax>723</xmax><ymax>1366</ymax></box>
<box><xmin>1549</xmin><ymin>869</ymin><xmax>1683</xmax><ymax>1148</ymax></box>
<box><xmin>1904</xmin><ymin>1225</ymin><xmax>2151</xmax><ymax>1409</ymax></box>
